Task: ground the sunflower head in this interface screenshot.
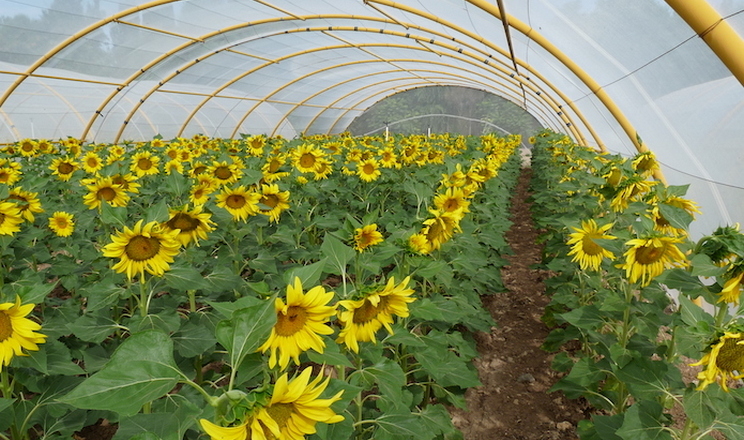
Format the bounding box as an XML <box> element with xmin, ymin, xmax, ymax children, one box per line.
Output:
<box><xmin>0</xmin><ymin>296</ymin><xmax>47</xmax><ymax>368</ymax></box>
<box><xmin>354</xmin><ymin>224</ymin><xmax>384</xmax><ymax>251</ymax></box>
<box><xmin>691</xmin><ymin>329</ymin><xmax>744</xmax><ymax>391</ymax></box>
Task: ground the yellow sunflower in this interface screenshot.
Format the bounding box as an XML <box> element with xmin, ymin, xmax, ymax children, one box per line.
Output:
<box><xmin>102</xmin><ymin>219</ymin><xmax>182</xmax><ymax>280</ymax></box>
<box><xmin>49</xmin><ymin>157</ymin><xmax>77</xmax><ymax>181</ymax></box>
<box><xmin>246</xmin><ymin>135</ymin><xmax>267</xmax><ymax>156</ymax></box>
<box><xmin>566</xmin><ymin>219</ymin><xmax>617</xmax><ymax>271</ymax></box>
<box><xmin>82</xmin><ymin>177</ymin><xmax>130</xmax><ymax>210</ymax></box>
<box><xmin>690</xmin><ymin>332</ymin><xmax>744</xmax><ymax>391</ymax></box>
<box><xmin>433</xmin><ymin>187</ymin><xmax>470</xmax><ymax>218</ymax></box>
<box><xmin>631</xmin><ymin>151</ymin><xmax>659</xmax><ymax>177</ymax></box>
<box><xmin>407</xmin><ymin>233</ymin><xmax>431</xmax><ymax>255</ymax></box>
<box><xmin>258</xmin><ymin>278</ymin><xmax>336</xmax><ymax>370</ymax></box>
<box><xmin>208</xmin><ymin>160</ymin><xmax>242</xmax><ymax>185</ymax></box>
<box><xmin>81</xmin><ymin>151</ymin><xmax>104</xmax><ymax>174</ymax></box>
<box><xmin>261</xmin><ymin>154</ymin><xmax>290</xmax><ymax>183</ymax></box>
<box><xmin>354</xmin><ymin>224</ymin><xmax>384</xmax><ymax>251</ymax></box>
<box><xmin>336</xmin><ymin>276</ymin><xmax>416</xmax><ymax>353</ymax></box>
<box><xmin>6</xmin><ymin>187</ymin><xmax>43</xmax><ymax>223</ymax></box>
<box><xmin>260</xmin><ymin>367</ymin><xmax>344</xmax><ymax>440</ymax></box>
<box><xmin>311</xmin><ymin>158</ymin><xmax>334</xmax><ymax>180</ymax></box>
<box><xmin>18</xmin><ymin>139</ymin><xmax>37</xmax><ymax>157</ymax></box>
<box><xmin>110</xmin><ymin>173</ymin><xmax>140</xmax><ymax>194</ymax></box>
<box><xmin>421</xmin><ymin>209</ymin><xmax>462</xmax><ymax>252</ymax></box>
<box><xmin>621</xmin><ymin>235</ymin><xmax>687</xmax><ymax>286</ymax></box>
<box><xmin>215</xmin><ymin>185</ymin><xmax>261</xmax><ymax>222</ymax></box>
<box><xmin>0</xmin><ymin>202</ymin><xmax>24</xmax><ymax>236</ymax></box>
<box><xmin>718</xmin><ymin>271</ymin><xmax>744</xmax><ymax>305</ymax></box>
<box><xmin>0</xmin><ymin>296</ymin><xmax>47</xmax><ymax>369</ymax></box>
<box><xmin>291</xmin><ymin>143</ymin><xmax>326</xmax><ymax>174</ymax></box>
<box><xmin>130</xmin><ymin>151</ymin><xmax>160</xmax><ymax>177</ymax></box>
<box><xmin>164</xmin><ymin>159</ymin><xmax>184</xmax><ymax>175</ymax></box>
<box><xmin>378</xmin><ymin>147</ymin><xmax>399</xmax><ymax>168</ymax></box>
<box><xmin>189</xmin><ymin>182</ymin><xmax>215</xmax><ymax>206</ymax></box>
<box><xmin>356</xmin><ymin>158</ymin><xmax>381</xmax><ymax>182</ymax></box>
<box><xmin>48</xmin><ymin>211</ymin><xmax>75</xmax><ymax>237</ymax></box>
<box><xmin>161</xmin><ymin>205</ymin><xmax>215</xmax><ymax>246</ymax></box>
<box><xmin>0</xmin><ymin>167</ymin><xmax>22</xmax><ymax>186</ymax></box>
<box><xmin>257</xmin><ymin>184</ymin><xmax>290</xmax><ymax>223</ymax></box>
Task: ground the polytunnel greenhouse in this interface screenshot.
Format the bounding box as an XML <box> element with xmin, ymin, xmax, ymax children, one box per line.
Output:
<box><xmin>0</xmin><ymin>1</ymin><xmax>743</xmax><ymax>439</ymax></box>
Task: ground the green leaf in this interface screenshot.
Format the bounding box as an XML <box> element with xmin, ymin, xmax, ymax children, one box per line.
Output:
<box><xmin>577</xmin><ymin>415</ymin><xmax>624</xmax><ymax>440</ymax></box>
<box><xmin>100</xmin><ymin>202</ymin><xmax>128</xmax><ymax>227</ymax></box>
<box><xmin>689</xmin><ymin>253</ymin><xmax>726</xmax><ymax>278</ymax></box>
<box><xmin>172</xmin><ymin>313</ymin><xmax>217</xmax><ymax>358</ymax></box>
<box><xmin>615</xmin><ymin>400</ymin><xmax>672</xmax><ymax>440</ymax></box>
<box><xmin>165</xmin><ymin>170</ymin><xmax>188</xmax><ymax>197</ymax></box>
<box><xmin>164</xmin><ymin>266</ymin><xmax>208</xmax><ymax>292</ymax></box>
<box><xmin>375</xmin><ymin>410</ymin><xmax>435</xmax><ymax>440</ymax></box>
<box><xmin>208</xmin><ymin>296</ymin><xmax>263</xmax><ymax>319</ymax></box>
<box><xmin>60</xmin><ymin>330</ymin><xmax>183</xmax><ymax>416</ymax></box>
<box><xmin>215</xmin><ymin>300</ymin><xmax>276</xmax><ymax>372</ymax></box>
<box><xmin>283</xmin><ymin>258</ymin><xmax>327</xmax><ymax>288</ymax></box>
<box><xmin>80</xmin><ymin>276</ymin><xmax>128</xmax><ymax>312</ymax></box>
<box><xmin>658</xmin><ymin>203</ymin><xmax>693</xmax><ymax>231</ymax></box>
<box><xmin>144</xmin><ymin>198</ymin><xmax>170</xmax><ymax>223</ymax></box>
<box><xmin>320</xmin><ymin>233</ymin><xmax>355</xmax><ymax>276</ymax></box>
<box><xmin>306</xmin><ymin>336</ymin><xmax>353</xmax><ymax>368</ymax></box>
<box><xmin>203</xmin><ymin>266</ymin><xmax>244</xmax><ymax>294</ymax></box>
<box><xmin>67</xmin><ymin>313</ymin><xmax>121</xmax><ymax>344</ymax></box>
<box><xmin>364</xmin><ymin>359</ymin><xmax>407</xmax><ymax>404</ymax></box>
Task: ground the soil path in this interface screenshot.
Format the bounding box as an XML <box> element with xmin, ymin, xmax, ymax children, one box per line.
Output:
<box><xmin>450</xmin><ymin>167</ymin><xmax>586</xmax><ymax>440</ymax></box>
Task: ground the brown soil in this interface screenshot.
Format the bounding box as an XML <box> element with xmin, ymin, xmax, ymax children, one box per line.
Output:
<box><xmin>450</xmin><ymin>168</ymin><xmax>588</xmax><ymax>440</ymax></box>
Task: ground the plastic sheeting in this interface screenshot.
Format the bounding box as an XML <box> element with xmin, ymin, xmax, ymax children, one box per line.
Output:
<box><xmin>0</xmin><ymin>0</ymin><xmax>743</xmax><ymax>237</ymax></box>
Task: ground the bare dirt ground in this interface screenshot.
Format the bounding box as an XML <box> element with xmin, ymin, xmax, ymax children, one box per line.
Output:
<box><xmin>450</xmin><ymin>168</ymin><xmax>588</xmax><ymax>440</ymax></box>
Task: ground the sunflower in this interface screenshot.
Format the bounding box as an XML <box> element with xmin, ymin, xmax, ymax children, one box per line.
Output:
<box><xmin>82</xmin><ymin>176</ymin><xmax>130</xmax><ymax>210</ymax></box>
<box><xmin>81</xmin><ymin>151</ymin><xmax>104</xmax><ymax>174</ymax></box>
<box><xmin>257</xmin><ymin>184</ymin><xmax>290</xmax><ymax>223</ymax></box>
<box><xmin>208</xmin><ymin>160</ymin><xmax>242</xmax><ymax>185</ymax></box>
<box><xmin>259</xmin><ymin>367</ymin><xmax>344</xmax><ymax>440</ymax></box>
<box><xmin>18</xmin><ymin>139</ymin><xmax>37</xmax><ymax>157</ymax></box>
<box><xmin>336</xmin><ymin>276</ymin><xmax>416</xmax><ymax>353</ymax></box>
<box><xmin>354</xmin><ymin>224</ymin><xmax>384</xmax><ymax>251</ymax></box>
<box><xmin>690</xmin><ymin>332</ymin><xmax>744</xmax><ymax>391</ymax></box>
<box><xmin>631</xmin><ymin>151</ymin><xmax>659</xmax><ymax>178</ymax></box>
<box><xmin>105</xmin><ymin>144</ymin><xmax>127</xmax><ymax>164</ymax></box>
<box><xmin>190</xmin><ymin>161</ymin><xmax>208</xmax><ymax>177</ymax></box>
<box><xmin>291</xmin><ymin>143</ymin><xmax>326</xmax><ymax>174</ymax></box>
<box><xmin>311</xmin><ymin>158</ymin><xmax>334</xmax><ymax>180</ymax></box>
<box><xmin>356</xmin><ymin>158</ymin><xmax>381</xmax><ymax>182</ymax></box>
<box><xmin>0</xmin><ymin>202</ymin><xmax>24</xmax><ymax>236</ymax></box>
<box><xmin>621</xmin><ymin>235</ymin><xmax>687</xmax><ymax>286</ymax></box>
<box><xmin>110</xmin><ymin>173</ymin><xmax>141</xmax><ymax>194</ymax></box>
<box><xmin>433</xmin><ymin>187</ymin><xmax>470</xmax><ymax>218</ymax></box>
<box><xmin>161</xmin><ymin>205</ymin><xmax>215</xmax><ymax>246</ymax></box>
<box><xmin>378</xmin><ymin>147</ymin><xmax>399</xmax><ymax>168</ymax></box>
<box><xmin>407</xmin><ymin>233</ymin><xmax>431</xmax><ymax>255</ymax></box>
<box><xmin>189</xmin><ymin>182</ymin><xmax>215</xmax><ymax>206</ymax></box>
<box><xmin>610</xmin><ymin>177</ymin><xmax>656</xmax><ymax>212</ymax></box>
<box><xmin>246</xmin><ymin>135</ymin><xmax>267</xmax><ymax>156</ymax></box>
<box><xmin>0</xmin><ymin>296</ymin><xmax>46</xmax><ymax>369</ymax></box>
<box><xmin>421</xmin><ymin>209</ymin><xmax>462</xmax><ymax>252</ymax></box>
<box><xmin>6</xmin><ymin>188</ymin><xmax>43</xmax><ymax>223</ymax></box>
<box><xmin>566</xmin><ymin>219</ymin><xmax>617</xmax><ymax>271</ymax></box>
<box><xmin>102</xmin><ymin>219</ymin><xmax>182</xmax><ymax>280</ymax></box>
<box><xmin>130</xmin><ymin>151</ymin><xmax>160</xmax><ymax>177</ymax></box>
<box><xmin>48</xmin><ymin>211</ymin><xmax>75</xmax><ymax>237</ymax></box>
<box><xmin>258</xmin><ymin>277</ymin><xmax>336</xmax><ymax>370</ymax></box>
<box><xmin>49</xmin><ymin>157</ymin><xmax>78</xmax><ymax>181</ymax></box>
<box><xmin>215</xmin><ymin>185</ymin><xmax>261</xmax><ymax>222</ymax></box>
<box><xmin>0</xmin><ymin>167</ymin><xmax>22</xmax><ymax>186</ymax></box>
<box><xmin>261</xmin><ymin>154</ymin><xmax>290</xmax><ymax>183</ymax></box>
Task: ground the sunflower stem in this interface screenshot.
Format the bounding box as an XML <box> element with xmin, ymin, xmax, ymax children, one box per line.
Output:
<box><xmin>0</xmin><ymin>368</ymin><xmax>11</xmax><ymax>398</ymax></box>
<box><xmin>187</xmin><ymin>289</ymin><xmax>197</xmax><ymax>313</ymax></box>
<box><xmin>714</xmin><ymin>302</ymin><xmax>729</xmax><ymax>329</ymax></box>
<box><xmin>139</xmin><ymin>274</ymin><xmax>150</xmax><ymax>318</ymax></box>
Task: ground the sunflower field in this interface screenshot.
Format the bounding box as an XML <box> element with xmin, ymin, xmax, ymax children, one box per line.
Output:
<box><xmin>530</xmin><ymin>130</ymin><xmax>744</xmax><ymax>439</ymax></box>
<box><xmin>0</xmin><ymin>132</ymin><xmax>521</xmax><ymax>440</ymax></box>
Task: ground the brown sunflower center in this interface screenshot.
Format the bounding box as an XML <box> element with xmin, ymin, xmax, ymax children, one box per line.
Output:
<box><xmin>193</xmin><ymin>165</ymin><xmax>207</xmax><ymax>175</ymax></box>
<box><xmin>581</xmin><ymin>235</ymin><xmax>604</xmax><ymax>256</ymax></box>
<box><xmin>137</xmin><ymin>158</ymin><xmax>153</xmax><ymax>170</ymax></box>
<box><xmin>443</xmin><ymin>198</ymin><xmax>460</xmax><ymax>212</ymax></box>
<box><xmin>275</xmin><ymin>306</ymin><xmax>307</xmax><ymax>336</ymax></box>
<box><xmin>55</xmin><ymin>218</ymin><xmax>69</xmax><ymax>228</ymax></box>
<box><xmin>300</xmin><ymin>153</ymin><xmax>316</xmax><ymax>168</ymax></box>
<box><xmin>352</xmin><ymin>298</ymin><xmax>382</xmax><ymax>324</ymax></box>
<box><xmin>635</xmin><ymin>244</ymin><xmax>664</xmax><ymax>265</ymax></box>
<box><xmin>58</xmin><ymin>162</ymin><xmax>74</xmax><ymax>174</ymax></box>
<box><xmin>167</xmin><ymin>213</ymin><xmax>199</xmax><ymax>232</ymax></box>
<box><xmin>261</xmin><ymin>194</ymin><xmax>279</xmax><ymax>209</ymax></box>
<box><xmin>266</xmin><ymin>403</ymin><xmax>294</xmax><ymax>430</ymax></box>
<box><xmin>97</xmin><ymin>187</ymin><xmax>117</xmax><ymax>201</ymax></box>
<box><xmin>87</xmin><ymin>157</ymin><xmax>99</xmax><ymax>167</ymax></box>
<box><xmin>0</xmin><ymin>311</ymin><xmax>11</xmax><ymax>341</ymax></box>
<box><xmin>268</xmin><ymin>159</ymin><xmax>281</xmax><ymax>173</ymax></box>
<box><xmin>21</xmin><ymin>142</ymin><xmax>34</xmax><ymax>152</ymax></box>
<box><xmin>226</xmin><ymin>194</ymin><xmax>246</xmax><ymax>209</ymax></box>
<box><xmin>0</xmin><ymin>172</ymin><xmax>9</xmax><ymax>183</ymax></box>
<box><xmin>0</xmin><ymin>213</ymin><xmax>5</xmax><ymax>225</ymax></box>
<box><xmin>716</xmin><ymin>337</ymin><xmax>744</xmax><ymax>372</ymax></box>
<box><xmin>124</xmin><ymin>235</ymin><xmax>161</xmax><ymax>261</ymax></box>
<box><xmin>214</xmin><ymin>166</ymin><xmax>232</xmax><ymax>180</ymax></box>
<box><xmin>362</xmin><ymin>163</ymin><xmax>375</xmax><ymax>175</ymax></box>
<box><xmin>357</xmin><ymin>232</ymin><xmax>374</xmax><ymax>247</ymax></box>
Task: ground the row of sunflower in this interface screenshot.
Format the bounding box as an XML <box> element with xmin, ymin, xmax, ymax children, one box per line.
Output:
<box><xmin>529</xmin><ymin>129</ymin><xmax>744</xmax><ymax>439</ymax></box>
<box><xmin>0</xmin><ymin>132</ymin><xmax>520</xmax><ymax>439</ymax></box>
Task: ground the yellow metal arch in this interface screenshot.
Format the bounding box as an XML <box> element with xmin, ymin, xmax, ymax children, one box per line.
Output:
<box><xmin>665</xmin><ymin>0</ymin><xmax>744</xmax><ymax>86</ymax></box>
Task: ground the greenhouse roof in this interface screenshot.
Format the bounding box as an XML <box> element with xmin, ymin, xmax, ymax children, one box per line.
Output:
<box><xmin>1</xmin><ymin>0</ymin><xmax>743</xmax><ymax>236</ymax></box>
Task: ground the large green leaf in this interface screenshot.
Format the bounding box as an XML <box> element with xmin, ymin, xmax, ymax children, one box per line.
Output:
<box><xmin>60</xmin><ymin>330</ymin><xmax>183</xmax><ymax>416</ymax></box>
<box><xmin>215</xmin><ymin>300</ymin><xmax>276</xmax><ymax>372</ymax></box>
<box><xmin>320</xmin><ymin>233</ymin><xmax>355</xmax><ymax>276</ymax></box>
<box><xmin>615</xmin><ymin>400</ymin><xmax>672</xmax><ymax>440</ymax></box>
